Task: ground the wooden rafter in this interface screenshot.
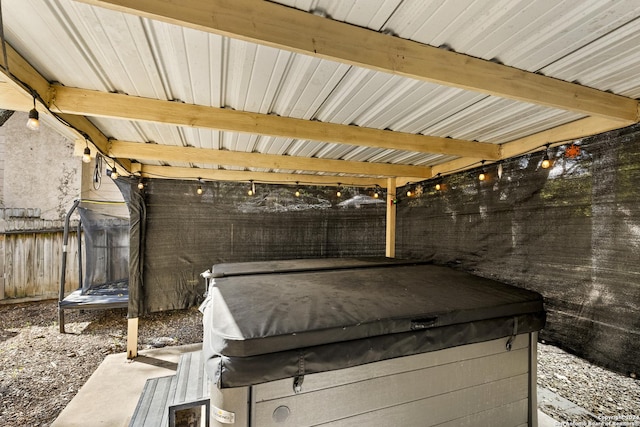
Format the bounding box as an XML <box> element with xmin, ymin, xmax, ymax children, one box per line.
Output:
<box><xmin>49</xmin><ymin>85</ymin><xmax>499</xmax><ymax>160</ymax></box>
<box><xmin>1</xmin><ymin>4</ymin><xmax>638</xmax><ymax>185</ymax></box>
<box><xmin>136</xmin><ymin>164</ymin><xmax>387</xmax><ymax>188</ymax></box>
<box><xmin>78</xmin><ymin>0</ymin><xmax>639</xmax><ymax>123</ymax></box>
<box><xmin>431</xmin><ymin>116</ymin><xmax>627</xmax><ymax>177</ymax></box>
<box><xmin>109</xmin><ymin>140</ymin><xmax>433</xmax><ymax>178</ymax></box>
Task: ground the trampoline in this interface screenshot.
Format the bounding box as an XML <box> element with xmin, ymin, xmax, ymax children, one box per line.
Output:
<box><xmin>58</xmin><ymin>200</ymin><xmax>129</xmax><ymax>333</ymax></box>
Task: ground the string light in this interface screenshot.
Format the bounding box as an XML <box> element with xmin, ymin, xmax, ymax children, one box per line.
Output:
<box><xmin>406</xmin><ymin>187</ymin><xmax>414</xmax><ymax>197</ymax></box>
<box><xmin>114</xmin><ymin>141</ymin><xmax>570</xmax><ymax>201</ymax></box>
<box><xmin>541</xmin><ymin>143</ymin><xmax>552</xmax><ymax>169</ymax></box>
<box><xmin>373</xmin><ymin>185</ymin><xmax>381</xmax><ymax>199</ymax></box>
<box><xmin>82</xmin><ymin>139</ymin><xmax>91</xmax><ymax>164</ymax></box>
<box><xmin>478</xmin><ymin>160</ymin><xmax>487</xmax><ymax>181</ymax></box>
<box><xmin>82</xmin><ymin>147</ymin><xmax>91</xmax><ymax>163</ymax></box>
<box><xmin>26</xmin><ymin>96</ymin><xmax>39</xmax><ymax>131</ymax></box>
<box><xmin>106</xmin><ymin>161</ymin><xmax>119</xmax><ymax>179</ymax></box>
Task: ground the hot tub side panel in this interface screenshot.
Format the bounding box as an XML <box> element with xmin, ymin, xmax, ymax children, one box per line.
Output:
<box><xmin>209</xmin><ymin>334</ymin><xmax>536</xmax><ymax>427</ymax></box>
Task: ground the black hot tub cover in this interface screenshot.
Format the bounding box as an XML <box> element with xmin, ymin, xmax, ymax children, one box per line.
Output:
<box><xmin>201</xmin><ymin>258</ymin><xmax>545</xmax><ymax>388</ymax></box>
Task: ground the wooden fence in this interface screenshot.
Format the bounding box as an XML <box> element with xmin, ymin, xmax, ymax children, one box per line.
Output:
<box><xmin>0</xmin><ymin>229</ymin><xmax>80</xmax><ymax>301</ymax></box>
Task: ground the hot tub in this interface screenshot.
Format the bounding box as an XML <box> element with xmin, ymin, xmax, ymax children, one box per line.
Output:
<box><xmin>200</xmin><ymin>258</ymin><xmax>545</xmax><ymax>426</ymax></box>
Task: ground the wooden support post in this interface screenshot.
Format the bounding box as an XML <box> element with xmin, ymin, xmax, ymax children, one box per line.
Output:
<box><xmin>0</xmin><ymin>234</ymin><xmax>4</xmax><ymax>300</ymax></box>
<box><xmin>127</xmin><ymin>317</ymin><xmax>139</xmax><ymax>359</ymax></box>
<box><xmin>386</xmin><ymin>178</ymin><xmax>397</xmax><ymax>258</ymax></box>
<box><xmin>529</xmin><ymin>331</ymin><xmax>538</xmax><ymax>427</ymax></box>
<box><xmin>58</xmin><ymin>308</ymin><xmax>66</xmax><ymax>334</ymax></box>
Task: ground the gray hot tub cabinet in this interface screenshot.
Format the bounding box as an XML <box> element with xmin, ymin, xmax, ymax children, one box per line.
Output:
<box><xmin>200</xmin><ymin>258</ymin><xmax>546</xmax><ymax>427</ymax></box>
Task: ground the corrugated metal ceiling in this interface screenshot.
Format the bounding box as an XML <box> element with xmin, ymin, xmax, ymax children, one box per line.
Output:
<box><xmin>1</xmin><ymin>0</ymin><xmax>640</xmax><ymax>183</ymax></box>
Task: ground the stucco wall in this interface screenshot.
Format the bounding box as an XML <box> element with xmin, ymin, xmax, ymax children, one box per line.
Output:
<box><xmin>0</xmin><ymin>112</ymin><xmax>80</xmax><ymax>221</ymax></box>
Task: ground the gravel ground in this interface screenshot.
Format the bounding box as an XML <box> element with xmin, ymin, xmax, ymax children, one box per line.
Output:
<box><xmin>0</xmin><ymin>300</ymin><xmax>202</xmax><ymax>427</ymax></box>
<box><xmin>1</xmin><ymin>299</ymin><xmax>638</xmax><ymax>426</ymax></box>
<box><xmin>537</xmin><ymin>341</ymin><xmax>640</xmax><ymax>425</ymax></box>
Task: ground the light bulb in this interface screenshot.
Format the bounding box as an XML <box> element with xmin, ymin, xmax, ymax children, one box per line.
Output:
<box><xmin>541</xmin><ymin>153</ymin><xmax>551</xmax><ymax>169</ymax></box>
<box><xmin>26</xmin><ymin>108</ymin><xmax>40</xmax><ymax>131</ymax></box>
<box><xmin>435</xmin><ymin>183</ymin><xmax>441</xmax><ymax>191</ymax></box>
<box><xmin>336</xmin><ymin>189</ymin><xmax>342</xmax><ymax>198</ymax></box>
<box><xmin>82</xmin><ymin>147</ymin><xmax>91</xmax><ymax>163</ymax></box>
<box><xmin>478</xmin><ymin>160</ymin><xmax>487</xmax><ymax>182</ymax></box>
<box><xmin>110</xmin><ymin>168</ymin><xmax>119</xmax><ymax>180</ymax></box>
<box><xmin>406</xmin><ymin>189</ymin><xmax>413</xmax><ymax>197</ymax></box>
<box><xmin>373</xmin><ymin>191</ymin><xmax>379</xmax><ymax>199</ymax></box>
<box><xmin>197</xmin><ymin>185</ymin><xmax>203</xmax><ymax>195</ymax></box>
<box><xmin>137</xmin><ymin>180</ymin><xmax>144</xmax><ymax>190</ymax></box>
<box><xmin>295</xmin><ymin>189</ymin><xmax>301</xmax><ymax>197</ymax></box>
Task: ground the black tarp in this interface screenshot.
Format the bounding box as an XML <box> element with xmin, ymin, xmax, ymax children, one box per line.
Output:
<box><xmin>201</xmin><ymin>259</ymin><xmax>545</xmax><ymax>388</ymax></box>
<box><xmin>117</xmin><ymin>180</ymin><xmax>386</xmax><ymax>317</ymax></box>
<box><xmin>396</xmin><ymin>123</ymin><xmax>640</xmax><ymax>376</ymax></box>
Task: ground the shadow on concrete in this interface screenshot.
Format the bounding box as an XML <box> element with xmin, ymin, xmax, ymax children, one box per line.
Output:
<box><xmin>132</xmin><ymin>355</ymin><xmax>178</xmax><ymax>371</ymax></box>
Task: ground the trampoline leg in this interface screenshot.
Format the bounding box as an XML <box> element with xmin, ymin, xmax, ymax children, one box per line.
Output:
<box><xmin>59</xmin><ymin>307</ymin><xmax>65</xmax><ymax>334</ymax></box>
<box><xmin>127</xmin><ymin>317</ymin><xmax>138</xmax><ymax>359</ymax></box>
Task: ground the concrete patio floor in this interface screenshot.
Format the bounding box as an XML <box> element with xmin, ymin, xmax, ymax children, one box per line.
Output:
<box><xmin>52</xmin><ymin>343</ymin><xmax>202</xmax><ymax>427</ymax></box>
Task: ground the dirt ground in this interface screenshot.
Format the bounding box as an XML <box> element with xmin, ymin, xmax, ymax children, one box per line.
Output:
<box><xmin>0</xmin><ymin>300</ymin><xmax>202</xmax><ymax>427</ymax></box>
<box><xmin>0</xmin><ymin>299</ymin><xmax>638</xmax><ymax>426</ymax></box>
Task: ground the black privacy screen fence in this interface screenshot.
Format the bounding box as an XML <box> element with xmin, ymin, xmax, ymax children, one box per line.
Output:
<box><xmin>116</xmin><ymin>123</ymin><xmax>640</xmax><ymax>376</ymax></box>
<box><xmin>116</xmin><ymin>179</ymin><xmax>386</xmax><ymax>316</ymax></box>
<box><xmin>396</xmin><ymin>123</ymin><xmax>640</xmax><ymax>376</ymax></box>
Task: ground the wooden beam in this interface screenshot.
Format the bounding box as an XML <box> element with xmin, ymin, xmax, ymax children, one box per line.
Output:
<box><xmin>110</xmin><ymin>140</ymin><xmax>432</xmax><ymax>178</ymax></box>
<box><xmin>58</xmin><ymin>114</ymin><xmax>131</xmax><ymax>172</ymax></box>
<box><xmin>77</xmin><ymin>0</ymin><xmax>639</xmax><ymax>123</ymax></box>
<box><xmin>139</xmin><ymin>164</ymin><xmax>387</xmax><ymax>188</ymax></box>
<box><xmin>499</xmin><ymin>116</ymin><xmax>626</xmax><ymax>159</ymax></box>
<box><xmin>0</xmin><ymin>44</ymin><xmax>51</xmax><ymax>103</ymax></box>
<box><xmin>386</xmin><ymin>178</ymin><xmax>396</xmax><ymax>258</ymax></box>
<box><xmin>431</xmin><ymin>157</ymin><xmax>483</xmax><ymax>179</ymax></box>
<box><xmin>0</xmin><ymin>82</ymin><xmax>33</xmax><ymax>111</ymax></box>
<box><xmin>50</xmin><ymin>85</ymin><xmax>500</xmax><ymax>160</ymax></box>
<box><xmin>431</xmin><ymin>116</ymin><xmax>630</xmax><ymax>177</ymax></box>
<box><xmin>0</xmin><ymin>44</ymin><xmax>132</xmax><ymax>173</ymax></box>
